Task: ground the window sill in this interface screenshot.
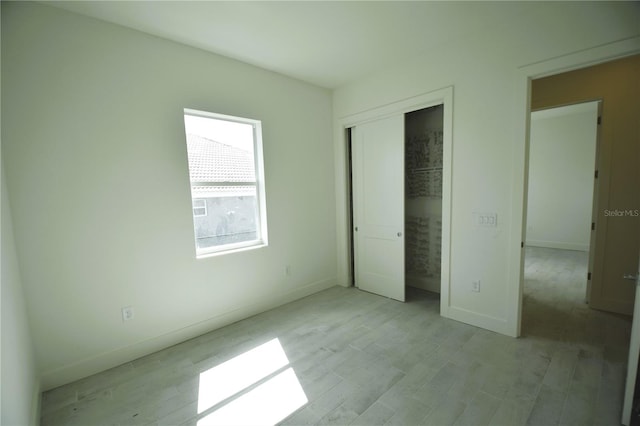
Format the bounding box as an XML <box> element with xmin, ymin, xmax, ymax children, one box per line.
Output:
<box><xmin>196</xmin><ymin>241</ymin><xmax>267</xmax><ymax>259</ymax></box>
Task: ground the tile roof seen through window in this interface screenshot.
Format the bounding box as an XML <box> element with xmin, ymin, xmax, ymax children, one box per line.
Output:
<box><xmin>186</xmin><ymin>134</ymin><xmax>255</xmax><ymax>183</ymax></box>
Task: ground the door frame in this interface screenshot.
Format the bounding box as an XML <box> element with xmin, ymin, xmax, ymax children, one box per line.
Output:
<box><xmin>586</xmin><ymin>100</ymin><xmax>604</xmax><ymax>304</ymax></box>
<box><xmin>508</xmin><ymin>37</ymin><xmax>640</xmax><ymax>337</ymax></box>
<box><xmin>336</xmin><ymin>86</ymin><xmax>454</xmax><ymax>317</ymax></box>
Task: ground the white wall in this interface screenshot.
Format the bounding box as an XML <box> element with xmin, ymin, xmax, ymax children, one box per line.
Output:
<box><xmin>527</xmin><ymin>103</ymin><xmax>598</xmax><ymax>251</ymax></box>
<box><xmin>333</xmin><ymin>2</ymin><xmax>640</xmax><ymax>335</ymax></box>
<box><xmin>2</xmin><ymin>163</ymin><xmax>41</xmax><ymax>425</ymax></box>
<box><xmin>2</xmin><ymin>2</ymin><xmax>336</xmax><ymax>390</ymax></box>
<box><xmin>2</xmin><ymin>8</ymin><xmax>41</xmax><ymax>420</ymax></box>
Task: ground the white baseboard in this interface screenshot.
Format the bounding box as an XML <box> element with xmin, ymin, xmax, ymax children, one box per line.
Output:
<box><xmin>31</xmin><ymin>382</ymin><xmax>42</xmax><ymax>426</ymax></box>
<box><xmin>39</xmin><ymin>278</ymin><xmax>336</xmax><ymax>391</ymax></box>
<box><xmin>443</xmin><ymin>306</ymin><xmax>516</xmax><ymax>337</ymax></box>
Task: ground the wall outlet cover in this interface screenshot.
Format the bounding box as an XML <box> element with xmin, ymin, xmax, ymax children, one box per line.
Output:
<box><xmin>122</xmin><ymin>306</ymin><xmax>134</xmax><ymax>321</ymax></box>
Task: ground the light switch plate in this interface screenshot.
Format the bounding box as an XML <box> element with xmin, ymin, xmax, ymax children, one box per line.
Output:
<box><xmin>473</xmin><ymin>212</ymin><xmax>498</xmax><ymax>228</ymax></box>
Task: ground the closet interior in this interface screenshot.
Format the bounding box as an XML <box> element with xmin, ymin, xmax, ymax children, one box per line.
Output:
<box><xmin>405</xmin><ymin>105</ymin><xmax>444</xmax><ymax>293</ymax></box>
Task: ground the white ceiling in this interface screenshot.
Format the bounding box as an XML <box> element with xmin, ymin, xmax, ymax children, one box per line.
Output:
<box><xmin>48</xmin><ymin>1</ymin><xmax>538</xmax><ymax>89</ymax></box>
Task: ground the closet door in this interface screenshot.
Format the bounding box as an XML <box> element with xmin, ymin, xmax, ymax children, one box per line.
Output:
<box><xmin>352</xmin><ymin>115</ymin><xmax>405</xmax><ymax>302</ymax></box>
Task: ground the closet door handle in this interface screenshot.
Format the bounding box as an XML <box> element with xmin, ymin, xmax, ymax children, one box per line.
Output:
<box><xmin>397</xmin><ymin>232</ymin><xmax>402</xmax><ymax>237</ymax></box>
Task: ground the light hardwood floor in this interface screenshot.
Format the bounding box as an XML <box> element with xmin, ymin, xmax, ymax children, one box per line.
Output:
<box><xmin>41</xmin><ymin>247</ymin><xmax>632</xmax><ymax>425</ymax></box>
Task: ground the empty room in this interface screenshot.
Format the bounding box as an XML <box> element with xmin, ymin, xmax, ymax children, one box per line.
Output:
<box><xmin>2</xmin><ymin>2</ymin><xmax>640</xmax><ymax>426</ymax></box>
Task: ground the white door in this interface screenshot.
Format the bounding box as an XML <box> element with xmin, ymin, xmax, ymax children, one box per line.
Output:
<box><xmin>352</xmin><ymin>115</ymin><xmax>405</xmax><ymax>302</ymax></box>
<box><xmin>622</xmin><ymin>251</ymin><xmax>640</xmax><ymax>425</ymax></box>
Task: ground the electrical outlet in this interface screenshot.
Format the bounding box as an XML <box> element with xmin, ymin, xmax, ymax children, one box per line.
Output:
<box><xmin>471</xmin><ymin>280</ymin><xmax>481</xmax><ymax>292</ymax></box>
<box><xmin>122</xmin><ymin>306</ymin><xmax>134</xmax><ymax>322</ymax></box>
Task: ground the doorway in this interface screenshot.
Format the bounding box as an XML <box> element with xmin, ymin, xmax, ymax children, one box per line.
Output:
<box><xmin>525</xmin><ymin>101</ymin><xmax>600</xmax><ymax>314</ymax></box>
<box><xmin>519</xmin><ymin>54</ymin><xmax>640</xmax><ymax>321</ymax></box>
<box><xmin>522</xmin><ymin>101</ymin><xmax>600</xmax><ymax>334</ymax></box>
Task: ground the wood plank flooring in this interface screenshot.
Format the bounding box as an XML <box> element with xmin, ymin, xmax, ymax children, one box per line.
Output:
<box><xmin>41</xmin><ymin>247</ymin><xmax>632</xmax><ymax>425</ymax></box>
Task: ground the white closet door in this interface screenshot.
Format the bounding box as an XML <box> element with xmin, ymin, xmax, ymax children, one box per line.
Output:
<box><xmin>353</xmin><ymin>115</ymin><xmax>405</xmax><ymax>302</ymax></box>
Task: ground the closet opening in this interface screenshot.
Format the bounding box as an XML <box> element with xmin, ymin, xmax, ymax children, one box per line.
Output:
<box><xmin>405</xmin><ymin>105</ymin><xmax>444</xmax><ymax>296</ymax></box>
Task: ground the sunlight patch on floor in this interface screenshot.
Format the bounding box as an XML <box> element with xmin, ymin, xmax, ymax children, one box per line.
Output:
<box><xmin>197</xmin><ymin>338</ymin><xmax>308</xmax><ymax>425</ymax></box>
<box><xmin>197</xmin><ymin>368</ymin><xmax>307</xmax><ymax>426</ymax></box>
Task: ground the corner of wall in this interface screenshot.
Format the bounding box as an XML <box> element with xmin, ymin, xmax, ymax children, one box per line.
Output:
<box><xmin>1</xmin><ymin>162</ymin><xmax>42</xmax><ymax>425</ymax></box>
<box><xmin>31</xmin><ymin>385</ymin><xmax>42</xmax><ymax>426</ymax></box>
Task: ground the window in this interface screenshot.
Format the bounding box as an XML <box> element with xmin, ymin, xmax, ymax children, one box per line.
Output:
<box><xmin>183</xmin><ymin>109</ymin><xmax>268</xmax><ymax>257</ymax></box>
<box><xmin>193</xmin><ymin>199</ymin><xmax>207</xmax><ymax>217</ymax></box>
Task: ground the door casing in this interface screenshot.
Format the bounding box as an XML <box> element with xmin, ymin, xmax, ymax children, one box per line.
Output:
<box><xmin>509</xmin><ymin>38</ymin><xmax>640</xmax><ymax>336</ymax></box>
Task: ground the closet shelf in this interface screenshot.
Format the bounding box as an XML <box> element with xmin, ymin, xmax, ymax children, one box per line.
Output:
<box><xmin>407</xmin><ymin>196</ymin><xmax>443</xmax><ymax>200</ymax></box>
<box><xmin>411</xmin><ymin>167</ymin><xmax>443</xmax><ymax>172</ymax></box>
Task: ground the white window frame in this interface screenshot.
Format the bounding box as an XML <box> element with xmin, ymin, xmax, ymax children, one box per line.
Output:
<box><xmin>192</xmin><ymin>199</ymin><xmax>207</xmax><ymax>217</ymax></box>
<box><xmin>184</xmin><ymin>108</ymin><xmax>268</xmax><ymax>258</ymax></box>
